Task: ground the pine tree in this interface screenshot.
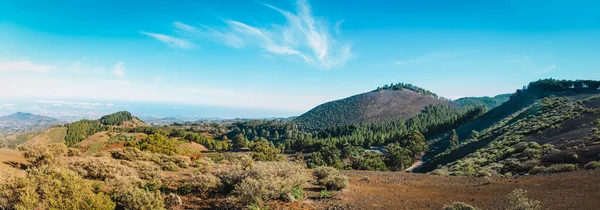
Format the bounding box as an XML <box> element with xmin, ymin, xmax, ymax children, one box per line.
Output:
<box><xmin>449</xmin><ymin>129</ymin><xmax>459</xmax><ymax>149</ymax></box>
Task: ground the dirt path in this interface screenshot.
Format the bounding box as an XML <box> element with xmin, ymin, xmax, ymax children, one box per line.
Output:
<box><xmin>316</xmin><ymin>170</ymin><xmax>600</xmax><ymax>210</ymax></box>
<box><xmin>404</xmin><ymin>160</ymin><xmax>423</xmax><ymax>172</ymax></box>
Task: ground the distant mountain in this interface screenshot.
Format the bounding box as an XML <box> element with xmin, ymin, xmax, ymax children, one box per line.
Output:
<box><xmin>0</xmin><ymin>112</ymin><xmax>62</xmax><ymax>134</ymax></box>
<box><xmin>294</xmin><ymin>84</ymin><xmax>450</xmax><ymax>130</ymax></box>
<box><xmin>453</xmin><ymin>94</ymin><xmax>512</xmax><ymax>110</ymax></box>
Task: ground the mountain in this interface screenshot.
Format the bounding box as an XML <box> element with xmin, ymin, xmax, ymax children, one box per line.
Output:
<box><xmin>0</xmin><ymin>112</ymin><xmax>62</xmax><ymax>134</ymax></box>
<box><xmin>293</xmin><ymin>83</ymin><xmax>450</xmax><ymax>130</ymax></box>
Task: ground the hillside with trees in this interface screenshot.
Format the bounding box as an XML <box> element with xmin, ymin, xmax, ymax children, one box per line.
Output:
<box><xmin>293</xmin><ymin>84</ymin><xmax>450</xmax><ymax>130</ymax></box>
<box><xmin>453</xmin><ymin>94</ymin><xmax>512</xmax><ymax>110</ymax></box>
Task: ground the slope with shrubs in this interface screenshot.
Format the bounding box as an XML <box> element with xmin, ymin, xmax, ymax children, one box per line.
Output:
<box><xmin>420</xmin><ymin>79</ymin><xmax>600</xmax><ymax>172</ymax></box>
<box><xmin>430</xmin><ymin>95</ymin><xmax>600</xmax><ymax>176</ymax></box>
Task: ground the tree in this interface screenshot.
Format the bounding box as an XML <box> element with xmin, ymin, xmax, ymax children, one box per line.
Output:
<box><xmin>232</xmin><ymin>133</ymin><xmax>247</xmax><ymax>149</ymax></box>
<box><xmin>449</xmin><ymin>129</ymin><xmax>459</xmax><ymax>149</ymax></box>
<box><xmin>384</xmin><ymin>142</ymin><xmax>413</xmax><ymax>171</ymax></box>
<box><xmin>351</xmin><ymin>151</ymin><xmax>387</xmax><ymax>171</ymax></box>
<box><xmin>251</xmin><ymin>138</ymin><xmax>281</xmax><ymax>161</ymax></box>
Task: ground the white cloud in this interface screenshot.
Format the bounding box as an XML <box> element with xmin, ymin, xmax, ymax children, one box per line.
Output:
<box><xmin>538</xmin><ymin>65</ymin><xmax>556</xmax><ymax>74</ymax></box>
<box><xmin>0</xmin><ymin>60</ymin><xmax>52</xmax><ymax>72</ymax></box>
<box><xmin>177</xmin><ymin>0</ymin><xmax>352</xmax><ymax>69</ymax></box>
<box><xmin>141</xmin><ymin>32</ymin><xmax>194</xmax><ymax>49</ymax></box>
<box><xmin>395</xmin><ymin>60</ymin><xmax>418</xmax><ymax>65</ymax></box>
<box><xmin>112</xmin><ymin>62</ymin><xmax>125</xmax><ymax>77</ymax></box>
<box><xmin>0</xmin><ymin>103</ymin><xmax>15</xmax><ymax>109</ymax></box>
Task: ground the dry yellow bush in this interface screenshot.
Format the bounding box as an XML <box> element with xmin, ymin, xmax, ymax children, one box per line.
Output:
<box><xmin>19</xmin><ymin>143</ymin><xmax>67</xmax><ymax>167</ymax></box>
<box><xmin>0</xmin><ymin>166</ymin><xmax>115</xmax><ymax>210</ymax></box>
<box><xmin>314</xmin><ymin>166</ymin><xmax>348</xmax><ymax>190</ymax></box>
<box><xmin>68</xmin><ymin>157</ymin><xmax>135</xmax><ymax>181</ymax></box>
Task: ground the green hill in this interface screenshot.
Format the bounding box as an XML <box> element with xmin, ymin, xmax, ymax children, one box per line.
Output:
<box><xmin>453</xmin><ymin>94</ymin><xmax>511</xmax><ymax>110</ymax></box>
<box><xmin>294</xmin><ymin>83</ymin><xmax>450</xmax><ymax>130</ymax></box>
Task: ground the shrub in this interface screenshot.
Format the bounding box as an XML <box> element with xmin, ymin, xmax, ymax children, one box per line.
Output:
<box><xmin>136</xmin><ymin>161</ymin><xmax>163</xmax><ymax>180</ymax></box>
<box><xmin>314</xmin><ymin>166</ymin><xmax>348</xmax><ymax>190</ymax></box>
<box><xmin>0</xmin><ymin>166</ymin><xmax>115</xmax><ymax>210</ymax></box>
<box><xmin>111</xmin><ymin>147</ymin><xmax>154</xmax><ymax>162</ymax></box>
<box><xmin>19</xmin><ymin>143</ymin><xmax>67</xmax><ymax>167</ymax></box>
<box><xmin>351</xmin><ymin>151</ymin><xmax>388</xmax><ymax>171</ymax></box>
<box><xmin>164</xmin><ymin>193</ymin><xmax>182</xmax><ymax>209</ymax></box>
<box><xmin>0</xmin><ymin>139</ymin><xmax>7</xmax><ymax>148</ymax></box>
<box><xmin>530</xmin><ymin>164</ymin><xmax>577</xmax><ymax>174</ymax></box>
<box><xmin>162</xmin><ymin>162</ymin><xmax>180</xmax><ymax>172</ymax></box>
<box><xmin>113</xmin><ymin>186</ymin><xmax>165</xmax><ymax>210</ymax></box>
<box><xmin>68</xmin><ymin>157</ymin><xmax>134</xmax><ymax>181</ymax></box>
<box><xmin>443</xmin><ymin>202</ymin><xmax>478</xmax><ymax>210</ymax></box>
<box><xmin>251</xmin><ymin>139</ymin><xmax>282</xmax><ymax>161</ymax></box>
<box><xmin>584</xmin><ymin>161</ymin><xmax>600</xmax><ymax>170</ymax></box>
<box><xmin>187</xmin><ymin>172</ymin><xmax>222</xmax><ymax>194</ymax></box>
<box><xmin>233</xmin><ymin>162</ymin><xmax>310</xmax><ymax>205</ymax></box>
<box><xmin>505</xmin><ymin>188</ymin><xmax>541</xmax><ymax>210</ymax></box>
<box><xmin>67</xmin><ymin>148</ymin><xmax>82</xmax><ymax>157</ymax></box>
<box><xmin>129</xmin><ymin>133</ymin><xmax>179</xmax><ymax>155</ymax></box>
<box><xmin>319</xmin><ymin>189</ymin><xmax>332</xmax><ymax>199</ymax></box>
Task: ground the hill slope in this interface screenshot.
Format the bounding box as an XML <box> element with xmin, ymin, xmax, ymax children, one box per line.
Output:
<box><xmin>294</xmin><ymin>88</ymin><xmax>449</xmax><ymax>129</ymax></box>
<box><xmin>0</xmin><ymin>112</ymin><xmax>61</xmax><ymax>134</ymax></box>
<box><xmin>453</xmin><ymin>94</ymin><xmax>511</xmax><ymax>110</ymax></box>
<box><xmin>419</xmin><ymin>79</ymin><xmax>600</xmax><ymax>173</ymax></box>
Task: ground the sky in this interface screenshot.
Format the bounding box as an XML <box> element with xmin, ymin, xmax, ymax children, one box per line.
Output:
<box><xmin>1</xmin><ymin>0</ymin><xmax>599</xmax><ymax>118</ymax></box>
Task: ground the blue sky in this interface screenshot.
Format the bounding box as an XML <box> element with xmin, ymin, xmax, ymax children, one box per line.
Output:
<box><xmin>1</xmin><ymin>0</ymin><xmax>599</xmax><ymax>118</ymax></box>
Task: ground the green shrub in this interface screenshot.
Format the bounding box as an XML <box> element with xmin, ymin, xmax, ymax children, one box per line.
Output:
<box><xmin>161</xmin><ymin>162</ymin><xmax>180</xmax><ymax>172</ymax></box>
<box><xmin>351</xmin><ymin>151</ymin><xmax>388</xmax><ymax>171</ymax></box>
<box><xmin>443</xmin><ymin>202</ymin><xmax>478</xmax><ymax>210</ymax></box>
<box><xmin>319</xmin><ymin>189</ymin><xmax>332</xmax><ymax>199</ymax></box>
<box><xmin>136</xmin><ymin>161</ymin><xmax>163</xmax><ymax>180</ymax></box>
<box><xmin>129</xmin><ymin>133</ymin><xmax>178</xmax><ymax>155</ymax></box>
<box><xmin>0</xmin><ymin>166</ymin><xmax>115</xmax><ymax>210</ymax></box>
<box><xmin>314</xmin><ymin>166</ymin><xmax>348</xmax><ymax>190</ymax></box>
<box><xmin>584</xmin><ymin>161</ymin><xmax>600</xmax><ymax>170</ymax></box>
<box><xmin>530</xmin><ymin>164</ymin><xmax>577</xmax><ymax>174</ymax></box>
<box><xmin>505</xmin><ymin>188</ymin><xmax>541</xmax><ymax>210</ymax></box>
<box><xmin>251</xmin><ymin>138</ymin><xmax>282</xmax><ymax>161</ymax></box>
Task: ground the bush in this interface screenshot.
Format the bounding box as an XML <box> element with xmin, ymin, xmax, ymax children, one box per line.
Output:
<box><xmin>0</xmin><ymin>166</ymin><xmax>115</xmax><ymax>210</ymax></box>
<box><xmin>233</xmin><ymin>162</ymin><xmax>310</xmax><ymax>204</ymax></box>
<box><xmin>68</xmin><ymin>157</ymin><xmax>134</xmax><ymax>181</ymax></box>
<box><xmin>314</xmin><ymin>166</ymin><xmax>348</xmax><ymax>190</ymax></box>
<box><xmin>584</xmin><ymin>161</ymin><xmax>600</xmax><ymax>170</ymax></box>
<box><xmin>351</xmin><ymin>151</ymin><xmax>388</xmax><ymax>171</ymax></box>
<box><xmin>164</xmin><ymin>193</ymin><xmax>182</xmax><ymax>209</ymax></box>
<box><xmin>113</xmin><ymin>186</ymin><xmax>165</xmax><ymax>210</ymax></box>
<box><xmin>67</xmin><ymin>148</ymin><xmax>82</xmax><ymax>157</ymax></box>
<box><xmin>129</xmin><ymin>133</ymin><xmax>178</xmax><ymax>155</ymax></box>
<box><xmin>443</xmin><ymin>202</ymin><xmax>478</xmax><ymax>210</ymax></box>
<box><xmin>319</xmin><ymin>189</ymin><xmax>332</xmax><ymax>199</ymax></box>
<box><xmin>505</xmin><ymin>188</ymin><xmax>541</xmax><ymax>210</ymax></box>
<box><xmin>251</xmin><ymin>139</ymin><xmax>282</xmax><ymax>161</ymax></box>
<box><xmin>19</xmin><ymin>143</ymin><xmax>67</xmax><ymax>167</ymax></box>
<box><xmin>136</xmin><ymin>161</ymin><xmax>163</xmax><ymax>180</ymax></box>
<box><xmin>530</xmin><ymin>164</ymin><xmax>577</xmax><ymax>174</ymax></box>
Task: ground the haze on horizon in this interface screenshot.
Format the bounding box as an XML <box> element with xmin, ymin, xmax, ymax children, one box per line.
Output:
<box><xmin>1</xmin><ymin>0</ymin><xmax>599</xmax><ymax>118</ymax></box>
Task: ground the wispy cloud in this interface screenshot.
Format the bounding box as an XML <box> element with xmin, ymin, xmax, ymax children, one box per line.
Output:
<box><xmin>538</xmin><ymin>65</ymin><xmax>556</xmax><ymax>74</ymax></box>
<box><xmin>0</xmin><ymin>103</ymin><xmax>15</xmax><ymax>109</ymax></box>
<box><xmin>0</xmin><ymin>60</ymin><xmax>52</xmax><ymax>72</ymax></box>
<box><xmin>163</xmin><ymin>0</ymin><xmax>352</xmax><ymax>69</ymax></box>
<box><xmin>112</xmin><ymin>62</ymin><xmax>125</xmax><ymax>77</ymax></box>
<box><xmin>141</xmin><ymin>32</ymin><xmax>194</xmax><ymax>49</ymax></box>
<box><xmin>395</xmin><ymin>60</ymin><xmax>419</xmax><ymax>65</ymax></box>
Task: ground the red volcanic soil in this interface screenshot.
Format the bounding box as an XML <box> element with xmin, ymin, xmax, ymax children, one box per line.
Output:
<box><xmin>310</xmin><ymin>170</ymin><xmax>600</xmax><ymax>210</ymax></box>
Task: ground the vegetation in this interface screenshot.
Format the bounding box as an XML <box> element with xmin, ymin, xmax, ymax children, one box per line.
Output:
<box><xmin>443</xmin><ymin>202</ymin><xmax>478</xmax><ymax>210</ymax></box>
<box><xmin>127</xmin><ymin>133</ymin><xmax>178</xmax><ymax>155</ymax></box>
<box><xmin>313</xmin><ymin>167</ymin><xmax>348</xmax><ymax>190</ymax></box>
<box><xmin>65</xmin><ymin>120</ymin><xmax>103</xmax><ymax>147</ymax></box>
<box><xmin>453</xmin><ymin>94</ymin><xmax>511</xmax><ymax>110</ymax></box>
<box><xmin>374</xmin><ymin>82</ymin><xmax>450</xmax><ymax>100</ymax></box>
<box><xmin>505</xmin><ymin>188</ymin><xmax>541</xmax><ymax>210</ymax></box>
<box><xmin>100</xmin><ymin>111</ymin><xmax>134</xmax><ymax>126</ymax></box>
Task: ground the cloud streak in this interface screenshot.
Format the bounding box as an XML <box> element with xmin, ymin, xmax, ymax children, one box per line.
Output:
<box><xmin>0</xmin><ymin>60</ymin><xmax>52</xmax><ymax>72</ymax></box>
<box><xmin>141</xmin><ymin>32</ymin><xmax>194</xmax><ymax>49</ymax></box>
